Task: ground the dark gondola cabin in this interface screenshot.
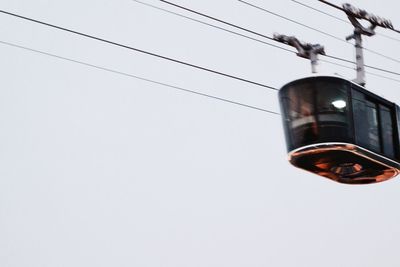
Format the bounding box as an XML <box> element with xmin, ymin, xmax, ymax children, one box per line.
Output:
<box><xmin>279</xmin><ymin>76</ymin><xmax>400</xmax><ymax>184</ymax></box>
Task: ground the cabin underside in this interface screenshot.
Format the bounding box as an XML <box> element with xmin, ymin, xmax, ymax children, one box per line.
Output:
<box><xmin>289</xmin><ymin>143</ymin><xmax>400</xmax><ymax>184</ymax></box>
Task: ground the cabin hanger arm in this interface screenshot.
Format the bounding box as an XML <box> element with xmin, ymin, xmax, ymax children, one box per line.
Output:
<box><xmin>273</xmin><ymin>33</ymin><xmax>325</xmax><ymax>73</ymax></box>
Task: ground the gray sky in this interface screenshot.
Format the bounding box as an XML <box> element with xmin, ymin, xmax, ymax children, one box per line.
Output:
<box><xmin>1</xmin><ymin>0</ymin><xmax>400</xmax><ymax>266</ymax></box>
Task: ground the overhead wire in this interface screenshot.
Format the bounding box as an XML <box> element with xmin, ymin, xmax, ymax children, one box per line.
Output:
<box><xmin>158</xmin><ymin>0</ymin><xmax>400</xmax><ymax>78</ymax></box>
<box><xmin>291</xmin><ymin>0</ymin><xmax>349</xmax><ymax>24</ymax></box>
<box><xmin>321</xmin><ymin>59</ymin><xmax>400</xmax><ymax>83</ymax></box>
<box><xmin>159</xmin><ymin>0</ymin><xmax>277</xmax><ymax>43</ymax></box>
<box><xmin>0</xmin><ymin>9</ymin><xmax>277</xmax><ymax>91</ymax></box>
<box><xmin>237</xmin><ymin>0</ymin><xmax>346</xmax><ymax>44</ymax></box>
<box><xmin>322</xmin><ymin>54</ymin><xmax>400</xmax><ymax>76</ymax></box>
<box><xmin>0</xmin><ymin>39</ymin><xmax>279</xmax><ymax>115</ymax></box>
<box><xmin>132</xmin><ymin>0</ymin><xmax>296</xmax><ymax>54</ymax></box>
<box><xmin>238</xmin><ymin>0</ymin><xmax>400</xmax><ymax>65</ymax></box>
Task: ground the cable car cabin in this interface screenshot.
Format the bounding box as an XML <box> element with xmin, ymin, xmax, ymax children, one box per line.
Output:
<box><xmin>279</xmin><ymin>76</ymin><xmax>400</xmax><ymax>184</ymax></box>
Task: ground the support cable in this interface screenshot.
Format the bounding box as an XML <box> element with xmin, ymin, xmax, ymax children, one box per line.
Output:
<box><xmin>132</xmin><ymin>0</ymin><xmax>296</xmax><ymax>54</ymax></box>
<box><xmin>0</xmin><ymin>39</ymin><xmax>279</xmax><ymax>115</ymax></box>
<box><xmin>321</xmin><ymin>59</ymin><xmax>400</xmax><ymax>83</ymax></box>
<box><xmin>0</xmin><ymin>8</ymin><xmax>278</xmax><ymax>91</ymax></box>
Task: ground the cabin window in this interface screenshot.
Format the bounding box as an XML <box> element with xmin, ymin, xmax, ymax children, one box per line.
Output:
<box><xmin>352</xmin><ymin>88</ymin><xmax>396</xmax><ymax>159</ymax></box>
<box><xmin>366</xmin><ymin>100</ymin><xmax>380</xmax><ymax>152</ymax></box>
<box><xmin>315</xmin><ymin>80</ymin><xmax>349</xmax><ymax>141</ymax></box>
<box><xmin>352</xmin><ymin>90</ymin><xmax>381</xmax><ymax>153</ymax></box>
<box><xmin>280</xmin><ymin>78</ymin><xmax>352</xmax><ymax>151</ymax></box>
<box><xmin>380</xmin><ymin>105</ymin><xmax>395</xmax><ymax>158</ymax></box>
<box><xmin>281</xmin><ymin>81</ymin><xmax>317</xmax><ymax>148</ymax></box>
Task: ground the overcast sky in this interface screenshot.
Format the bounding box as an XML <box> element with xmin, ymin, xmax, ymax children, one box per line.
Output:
<box><xmin>1</xmin><ymin>0</ymin><xmax>400</xmax><ymax>266</ymax></box>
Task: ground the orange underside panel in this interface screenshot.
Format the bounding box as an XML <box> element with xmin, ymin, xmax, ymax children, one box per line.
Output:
<box><xmin>289</xmin><ymin>144</ymin><xmax>400</xmax><ymax>184</ymax></box>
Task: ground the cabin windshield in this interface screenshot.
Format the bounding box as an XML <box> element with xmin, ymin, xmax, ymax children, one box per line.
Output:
<box><xmin>280</xmin><ymin>78</ymin><xmax>352</xmax><ymax>151</ymax></box>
